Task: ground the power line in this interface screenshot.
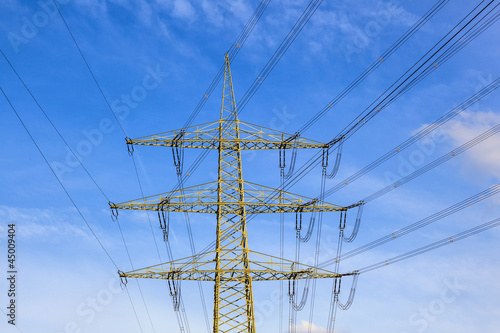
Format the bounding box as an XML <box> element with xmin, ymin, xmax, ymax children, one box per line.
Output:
<box><xmin>271</xmin><ymin>78</ymin><xmax>500</xmax><ymax>292</ymax></box>
<box><xmin>49</xmin><ymin>0</ymin><xmax>274</xmax><ymax>329</ymax></box>
<box><xmin>50</xmin><ymin>1</ymin><xmax>184</xmax><ymax>330</ymax></box>
<box><xmin>51</xmin><ymin>0</ymin><xmax>127</xmax><ymax>137</ymax></box>
<box><xmin>162</xmin><ymin>0</ymin><xmax>328</xmax><ymax>198</ymax></box>
<box><xmin>116</xmin><ymin>213</ymin><xmax>157</xmax><ymax>333</ymax></box>
<box><xmin>0</xmin><ymin>309</ymin><xmax>25</xmax><ymax>332</ymax></box>
<box><xmin>2</xmin><ymin>50</ymin><xmax>161</xmax><ymax>333</ymax></box>
<box><xmin>2</xmin><ymin>42</ymin><xmax>158</xmax><ymax>333</ymax></box>
<box><xmin>0</xmin><ymin>49</ymin><xmax>110</xmax><ymax>202</ymax></box>
<box><xmin>296</xmin><ymin>0</ymin><xmax>450</xmax><ymax>135</ymax></box>
<box><xmin>322</xmin><ymin>182</ymin><xmax>500</xmax><ymax>328</ymax></box>
<box><xmin>189</xmin><ymin>1</ymin><xmax>500</xmax><ymax>260</ymax></box>
<box><xmin>297</xmin><ymin>2</ymin><xmax>451</xmax><ymax>327</ymax></box>
<box><xmin>178</xmin><ymin>2</ymin><xmax>458</xmax><ymax>324</ymax></box>
<box><xmin>319</xmin><ymin>184</ymin><xmax>500</xmax><ymax>268</ymax></box>
<box><xmin>1</xmin><ymin>85</ymin><xmax>151</xmax><ymax>332</ymax></box>
<box><xmin>18</xmin><ymin>0</ymin><xmax>497</xmax><ymax>329</ymax></box>
<box><xmin>358</xmin><ymin>216</ymin><xmax>500</xmax><ymax>274</ymax></box>
<box><xmin>324</xmin><ymin>77</ymin><xmax>500</xmax><ymax>198</ymax></box>
<box><xmin>260</xmin><ymin>0</ymin><xmax>500</xmax><ymax>213</ymax></box>
<box><xmin>0</xmin><ymin>87</ymin><xmax>118</xmax><ymax>270</ymax></box>
<box><xmin>182</xmin><ymin>0</ymin><xmax>272</xmax><ymax>129</ymax></box>
<box><xmin>124</xmin><ymin>286</ymin><xmax>146</xmax><ymax>333</ymax></box>
<box><xmin>154</xmin><ymin>2</ymin><xmax>278</xmax><ymax>330</ymax></box>
<box><xmin>237</xmin><ymin>0</ymin><xmax>325</xmax><ymax>112</ymax></box>
<box><xmin>331</xmin><ymin>1</ymin><xmax>498</xmax><ymax>146</ymax></box>
<box><xmin>154</xmin><ymin>0</ymin><xmax>450</xmax><ymax>198</ymax></box>
<box><xmin>362</xmin><ymin>123</ymin><xmax>500</xmax><ymax>203</ymax></box>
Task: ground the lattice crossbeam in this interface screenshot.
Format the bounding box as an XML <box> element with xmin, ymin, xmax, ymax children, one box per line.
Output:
<box><xmin>127</xmin><ymin>120</ymin><xmax>327</xmax><ymax>150</ymax></box>
<box><xmin>119</xmin><ymin>251</ymin><xmax>346</xmax><ymax>282</ymax></box>
<box><xmin>110</xmin><ymin>181</ymin><xmax>345</xmax><ymax>214</ymax></box>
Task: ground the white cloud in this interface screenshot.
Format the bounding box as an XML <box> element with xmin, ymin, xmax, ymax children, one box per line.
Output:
<box><xmin>137</xmin><ymin>0</ymin><xmax>154</xmax><ymax>25</ymax></box>
<box><xmin>201</xmin><ymin>0</ymin><xmax>223</xmax><ymax>27</ymax></box>
<box><xmin>73</xmin><ymin>0</ymin><xmax>108</xmax><ymax>18</ymax></box>
<box><xmin>0</xmin><ymin>205</ymin><xmax>91</xmax><ymax>241</ymax></box>
<box><xmin>430</xmin><ymin>110</ymin><xmax>500</xmax><ymax>180</ymax></box>
<box><xmin>295</xmin><ymin>320</ymin><xmax>327</xmax><ymax>333</ymax></box>
<box><xmin>172</xmin><ymin>0</ymin><xmax>196</xmax><ymax>22</ymax></box>
<box><xmin>225</xmin><ymin>0</ymin><xmax>251</xmax><ymax>22</ymax></box>
<box><xmin>300</xmin><ymin>0</ymin><xmax>419</xmax><ymax>62</ymax></box>
<box><xmin>199</xmin><ymin>0</ymin><xmax>252</xmax><ymax>29</ymax></box>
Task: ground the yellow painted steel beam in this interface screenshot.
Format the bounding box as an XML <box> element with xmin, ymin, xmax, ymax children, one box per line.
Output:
<box><xmin>118</xmin><ymin>250</ymin><xmax>351</xmax><ymax>282</ymax></box>
<box><xmin>110</xmin><ymin>180</ymin><xmax>346</xmax><ymax>214</ymax></box>
<box><xmin>127</xmin><ymin>120</ymin><xmax>327</xmax><ymax>150</ymax></box>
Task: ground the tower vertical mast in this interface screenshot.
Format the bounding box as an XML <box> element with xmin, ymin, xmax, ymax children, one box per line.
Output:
<box><xmin>214</xmin><ymin>54</ymin><xmax>255</xmax><ymax>332</ymax></box>
<box><xmin>112</xmin><ymin>54</ymin><xmax>354</xmax><ymax>333</ymax></box>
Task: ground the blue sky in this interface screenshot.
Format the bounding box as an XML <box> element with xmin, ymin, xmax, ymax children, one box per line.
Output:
<box><xmin>1</xmin><ymin>0</ymin><xmax>500</xmax><ymax>332</ymax></box>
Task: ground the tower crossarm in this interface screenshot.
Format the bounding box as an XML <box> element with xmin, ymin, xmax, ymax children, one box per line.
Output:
<box><xmin>118</xmin><ymin>250</ymin><xmax>352</xmax><ymax>282</ymax></box>
<box><xmin>110</xmin><ymin>181</ymin><xmax>346</xmax><ymax>214</ymax></box>
<box><xmin>114</xmin><ymin>55</ymin><xmax>351</xmax><ymax>332</ymax></box>
<box><xmin>127</xmin><ymin>120</ymin><xmax>328</xmax><ymax>150</ymax></box>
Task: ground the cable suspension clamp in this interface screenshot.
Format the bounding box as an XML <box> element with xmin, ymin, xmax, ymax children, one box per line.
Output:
<box><xmin>295</xmin><ymin>200</ymin><xmax>317</xmax><ymax>243</ymax></box>
<box><xmin>338</xmin><ymin>210</ymin><xmax>347</xmax><ymax>230</ymax></box>
<box><xmin>125</xmin><ymin>137</ymin><xmax>134</xmax><ymax>156</ymax></box>
<box><xmin>279</xmin><ymin>134</ymin><xmax>286</xmax><ymax>170</ymax></box>
<box><xmin>322</xmin><ymin>146</ymin><xmax>329</xmax><ymax>168</ymax></box>
<box><xmin>172</xmin><ymin>131</ymin><xmax>185</xmax><ymax>176</ymax></box>
<box><xmin>326</xmin><ymin>135</ymin><xmax>344</xmax><ymax>148</ymax></box>
<box><xmin>118</xmin><ymin>270</ymin><xmax>128</xmax><ymax>289</ymax></box>
<box><xmin>287</xmin><ymin>267</ymin><xmax>298</xmax><ymax>298</ymax></box>
<box><xmin>345</xmin><ymin>200</ymin><xmax>364</xmax><ymax>210</ymax></box>
<box><xmin>343</xmin><ymin>201</ymin><xmax>365</xmax><ymax>243</ymax></box>
<box><xmin>338</xmin><ymin>271</ymin><xmax>359</xmax><ymax>311</ymax></box>
<box><xmin>287</xmin><ymin>270</ymin><xmax>309</xmax><ymax>311</ymax></box>
<box><xmin>109</xmin><ymin>201</ymin><xmax>119</xmax><ymax>222</ymax></box>
<box><xmin>295</xmin><ymin>207</ymin><xmax>303</xmax><ymax>231</ymax></box>
<box><xmin>333</xmin><ymin>277</ymin><xmax>342</xmax><ymax>302</ymax></box>
<box><xmin>279</xmin><ymin>132</ymin><xmax>300</xmax><ymax>178</ymax></box>
<box><xmin>167</xmin><ymin>271</ymin><xmax>182</xmax><ymax>311</ymax></box>
<box><xmin>288</xmin><ymin>276</ymin><xmax>296</xmax><ymax>299</ymax></box>
<box><xmin>157</xmin><ymin>199</ymin><xmax>170</xmax><ymax>241</ymax></box>
<box><xmin>324</xmin><ymin>137</ymin><xmax>344</xmax><ymax>179</ymax></box>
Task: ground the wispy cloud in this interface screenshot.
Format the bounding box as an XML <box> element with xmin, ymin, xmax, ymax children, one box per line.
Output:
<box><xmin>0</xmin><ymin>205</ymin><xmax>92</xmax><ymax>241</ymax></box>
<box><xmin>295</xmin><ymin>320</ymin><xmax>327</xmax><ymax>333</ymax></box>
<box><xmin>171</xmin><ymin>0</ymin><xmax>196</xmax><ymax>22</ymax></box>
<box><xmin>199</xmin><ymin>0</ymin><xmax>251</xmax><ymax>28</ymax></box>
<box><xmin>73</xmin><ymin>0</ymin><xmax>108</xmax><ymax>18</ymax></box>
<box><xmin>430</xmin><ymin>110</ymin><xmax>500</xmax><ymax>181</ymax></box>
<box><xmin>200</xmin><ymin>0</ymin><xmax>224</xmax><ymax>27</ymax></box>
<box><xmin>300</xmin><ymin>0</ymin><xmax>419</xmax><ymax>62</ymax></box>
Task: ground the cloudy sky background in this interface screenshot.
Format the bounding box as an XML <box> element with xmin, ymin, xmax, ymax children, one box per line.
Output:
<box><xmin>1</xmin><ymin>0</ymin><xmax>500</xmax><ymax>332</ymax></box>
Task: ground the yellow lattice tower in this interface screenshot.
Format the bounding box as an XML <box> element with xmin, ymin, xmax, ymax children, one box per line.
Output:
<box><xmin>111</xmin><ymin>55</ymin><xmax>353</xmax><ymax>332</ymax></box>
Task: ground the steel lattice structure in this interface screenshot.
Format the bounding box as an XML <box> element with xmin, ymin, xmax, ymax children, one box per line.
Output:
<box><xmin>111</xmin><ymin>55</ymin><xmax>354</xmax><ymax>333</ymax></box>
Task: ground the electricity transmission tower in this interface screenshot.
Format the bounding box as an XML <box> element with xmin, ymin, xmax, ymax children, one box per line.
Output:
<box><xmin>111</xmin><ymin>55</ymin><xmax>353</xmax><ymax>332</ymax></box>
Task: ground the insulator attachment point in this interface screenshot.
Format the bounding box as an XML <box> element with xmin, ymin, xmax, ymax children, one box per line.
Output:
<box><xmin>109</xmin><ymin>201</ymin><xmax>119</xmax><ymax>222</ymax></box>
<box><xmin>118</xmin><ymin>270</ymin><xmax>128</xmax><ymax>289</ymax></box>
<box><xmin>125</xmin><ymin>137</ymin><xmax>134</xmax><ymax>156</ymax></box>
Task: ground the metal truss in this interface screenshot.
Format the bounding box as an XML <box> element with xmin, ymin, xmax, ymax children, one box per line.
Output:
<box><xmin>110</xmin><ymin>181</ymin><xmax>345</xmax><ymax>214</ymax></box>
<box><xmin>113</xmin><ymin>55</ymin><xmax>351</xmax><ymax>333</ymax></box>
<box><xmin>119</xmin><ymin>250</ymin><xmax>356</xmax><ymax>282</ymax></box>
<box><xmin>127</xmin><ymin>120</ymin><xmax>327</xmax><ymax>150</ymax></box>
